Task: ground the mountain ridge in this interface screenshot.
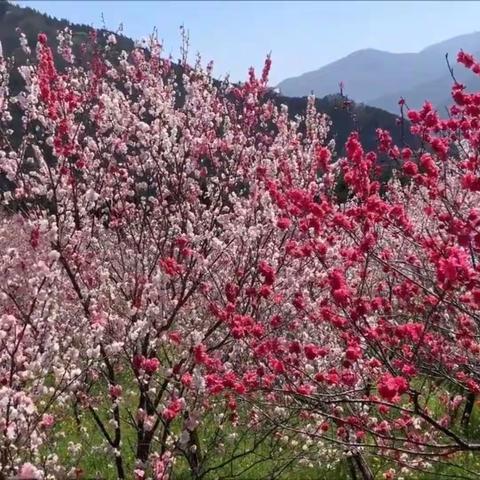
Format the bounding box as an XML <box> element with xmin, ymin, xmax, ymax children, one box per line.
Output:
<box><xmin>278</xmin><ymin>31</ymin><xmax>480</xmax><ymax>113</ymax></box>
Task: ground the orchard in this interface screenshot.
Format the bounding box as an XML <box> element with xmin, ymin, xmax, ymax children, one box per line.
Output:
<box><xmin>0</xmin><ymin>27</ymin><xmax>480</xmax><ymax>480</ymax></box>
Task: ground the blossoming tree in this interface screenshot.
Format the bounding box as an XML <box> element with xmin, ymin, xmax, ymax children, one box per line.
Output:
<box><xmin>0</xmin><ymin>28</ymin><xmax>336</xmax><ymax>479</ymax></box>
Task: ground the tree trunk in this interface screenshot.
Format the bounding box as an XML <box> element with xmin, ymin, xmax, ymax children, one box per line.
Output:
<box><xmin>352</xmin><ymin>452</ymin><xmax>374</xmax><ymax>480</ymax></box>
<box><xmin>186</xmin><ymin>428</ymin><xmax>203</xmax><ymax>479</ymax></box>
<box><xmin>347</xmin><ymin>456</ymin><xmax>358</xmax><ymax>480</ymax></box>
<box><xmin>136</xmin><ymin>429</ymin><xmax>154</xmax><ymax>463</ymax></box>
<box><xmin>461</xmin><ymin>392</ymin><xmax>476</xmax><ymax>430</ymax></box>
<box><xmin>115</xmin><ymin>454</ymin><xmax>126</xmax><ymax>480</ymax></box>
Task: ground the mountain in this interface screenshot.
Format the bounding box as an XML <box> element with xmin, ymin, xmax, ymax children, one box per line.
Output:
<box><xmin>278</xmin><ymin>32</ymin><xmax>480</xmax><ymax>114</ymax></box>
<box><xmin>0</xmin><ymin>0</ymin><xmax>415</xmax><ymax>159</ymax></box>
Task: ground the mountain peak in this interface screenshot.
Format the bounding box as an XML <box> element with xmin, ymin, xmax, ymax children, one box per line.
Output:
<box><xmin>346</xmin><ymin>47</ymin><xmax>390</xmax><ymax>56</ymax></box>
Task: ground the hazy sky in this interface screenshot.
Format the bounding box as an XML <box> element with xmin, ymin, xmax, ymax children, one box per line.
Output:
<box><xmin>17</xmin><ymin>1</ymin><xmax>480</xmax><ymax>85</ymax></box>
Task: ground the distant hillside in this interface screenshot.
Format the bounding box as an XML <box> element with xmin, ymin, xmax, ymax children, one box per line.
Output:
<box><xmin>274</xmin><ymin>93</ymin><xmax>416</xmax><ymax>159</ymax></box>
<box><xmin>278</xmin><ymin>32</ymin><xmax>480</xmax><ymax>114</ymax></box>
<box><xmin>0</xmin><ymin>0</ymin><xmax>414</xmax><ymax>159</ymax></box>
<box><xmin>0</xmin><ymin>0</ymin><xmax>134</xmax><ymax>64</ymax></box>
<box><xmin>368</xmin><ymin>59</ymin><xmax>480</xmax><ymax>114</ymax></box>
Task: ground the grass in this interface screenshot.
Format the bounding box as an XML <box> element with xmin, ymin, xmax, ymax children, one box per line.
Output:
<box><xmin>49</xmin><ymin>396</ymin><xmax>347</xmax><ymax>479</ymax></box>
<box><xmin>40</xmin><ymin>376</ymin><xmax>480</xmax><ymax>479</ymax></box>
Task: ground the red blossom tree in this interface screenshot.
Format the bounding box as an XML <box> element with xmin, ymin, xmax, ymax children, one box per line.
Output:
<box><xmin>204</xmin><ymin>50</ymin><xmax>480</xmax><ymax>480</ymax></box>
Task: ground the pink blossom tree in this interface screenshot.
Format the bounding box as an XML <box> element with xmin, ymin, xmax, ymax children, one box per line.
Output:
<box><xmin>0</xmin><ymin>29</ymin><xmax>335</xmax><ymax>479</ymax></box>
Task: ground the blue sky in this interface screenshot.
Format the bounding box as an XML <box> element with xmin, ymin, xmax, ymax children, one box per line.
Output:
<box><xmin>17</xmin><ymin>1</ymin><xmax>480</xmax><ymax>85</ymax></box>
